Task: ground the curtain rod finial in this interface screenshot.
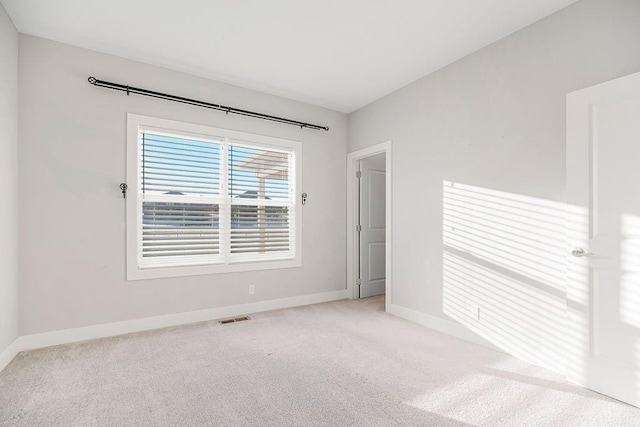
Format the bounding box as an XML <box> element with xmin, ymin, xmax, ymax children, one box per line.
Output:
<box><xmin>88</xmin><ymin>76</ymin><xmax>97</xmax><ymax>85</ymax></box>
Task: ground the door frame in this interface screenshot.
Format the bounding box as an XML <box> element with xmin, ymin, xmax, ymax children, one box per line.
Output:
<box><xmin>346</xmin><ymin>141</ymin><xmax>392</xmax><ymax>309</ymax></box>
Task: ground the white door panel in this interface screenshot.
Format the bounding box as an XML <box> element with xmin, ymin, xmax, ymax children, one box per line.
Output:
<box><xmin>368</xmin><ymin>171</ymin><xmax>386</xmax><ymax>229</ymax></box>
<box><xmin>567</xmin><ymin>71</ymin><xmax>640</xmax><ymax>407</ymax></box>
<box><xmin>368</xmin><ymin>242</ymin><xmax>386</xmax><ymax>281</ymax></box>
<box><xmin>359</xmin><ymin>154</ymin><xmax>386</xmax><ymax>298</ymax></box>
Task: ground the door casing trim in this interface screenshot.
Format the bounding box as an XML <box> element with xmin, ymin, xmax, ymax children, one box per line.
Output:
<box><xmin>346</xmin><ymin>141</ymin><xmax>392</xmax><ymax>310</ymax></box>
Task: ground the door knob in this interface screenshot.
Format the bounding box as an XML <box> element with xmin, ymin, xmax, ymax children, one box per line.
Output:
<box><xmin>571</xmin><ymin>248</ymin><xmax>591</xmax><ymax>257</ymax></box>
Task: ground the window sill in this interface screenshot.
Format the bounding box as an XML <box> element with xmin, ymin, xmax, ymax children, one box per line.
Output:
<box><xmin>127</xmin><ymin>256</ymin><xmax>301</xmax><ymax>281</ymax></box>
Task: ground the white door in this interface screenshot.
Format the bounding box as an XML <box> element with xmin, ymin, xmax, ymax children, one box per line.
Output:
<box><xmin>567</xmin><ymin>71</ymin><xmax>640</xmax><ymax>407</ymax></box>
<box><xmin>358</xmin><ymin>154</ymin><xmax>386</xmax><ymax>298</ymax></box>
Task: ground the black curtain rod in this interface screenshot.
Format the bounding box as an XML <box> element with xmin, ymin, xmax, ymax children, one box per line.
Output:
<box><xmin>87</xmin><ymin>76</ymin><xmax>329</xmax><ymax>131</ymax></box>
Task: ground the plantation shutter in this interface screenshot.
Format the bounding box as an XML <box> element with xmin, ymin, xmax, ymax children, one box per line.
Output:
<box><xmin>228</xmin><ymin>142</ymin><xmax>294</xmax><ymax>260</ymax></box>
<box><xmin>139</xmin><ymin>132</ymin><xmax>223</xmax><ymax>268</ymax></box>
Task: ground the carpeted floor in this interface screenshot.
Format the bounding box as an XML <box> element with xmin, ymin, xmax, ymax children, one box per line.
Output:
<box><xmin>0</xmin><ymin>296</ymin><xmax>638</xmax><ymax>426</ymax></box>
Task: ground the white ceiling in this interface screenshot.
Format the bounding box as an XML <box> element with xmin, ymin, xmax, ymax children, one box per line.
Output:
<box><xmin>1</xmin><ymin>0</ymin><xmax>578</xmax><ymax>113</ymax></box>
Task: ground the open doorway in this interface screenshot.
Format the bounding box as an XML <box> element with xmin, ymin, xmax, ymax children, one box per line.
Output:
<box><xmin>346</xmin><ymin>142</ymin><xmax>392</xmax><ymax>309</ymax></box>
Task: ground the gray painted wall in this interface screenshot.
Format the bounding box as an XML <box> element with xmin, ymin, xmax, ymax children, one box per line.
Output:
<box><xmin>0</xmin><ymin>5</ymin><xmax>18</xmax><ymax>353</ymax></box>
<box><xmin>19</xmin><ymin>35</ymin><xmax>348</xmax><ymax>335</ymax></box>
<box><xmin>349</xmin><ymin>0</ymin><xmax>640</xmax><ymax>372</ymax></box>
<box><xmin>0</xmin><ymin>4</ymin><xmax>19</xmax><ymax>354</ymax></box>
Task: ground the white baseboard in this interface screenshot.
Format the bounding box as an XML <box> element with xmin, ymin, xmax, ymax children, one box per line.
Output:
<box><xmin>3</xmin><ymin>293</ymin><xmax>493</xmax><ymax>374</ymax></box>
<box><xmin>0</xmin><ymin>337</ymin><xmax>21</xmax><ymax>373</ymax></box>
<box><xmin>16</xmin><ymin>289</ymin><xmax>349</xmax><ymax>354</ymax></box>
<box><xmin>387</xmin><ymin>303</ymin><xmax>499</xmax><ymax>351</ymax></box>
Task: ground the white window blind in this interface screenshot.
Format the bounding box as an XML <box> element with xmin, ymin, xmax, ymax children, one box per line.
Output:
<box><xmin>229</xmin><ymin>143</ymin><xmax>294</xmax><ymax>260</ymax></box>
<box><xmin>127</xmin><ymin>114</ymin><xmax>301</xmax><ymax>280</ymax></box>
<box><xmin>139</xmin><ymin>133</ymin><xmax>223</xmax><ymax>268</ymax></box>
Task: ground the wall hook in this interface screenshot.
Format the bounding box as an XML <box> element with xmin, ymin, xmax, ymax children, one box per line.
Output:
<box><xmin>119</xmin><ymin>183</ymin><xmax>128</xmax><ymax>198</ymax></box>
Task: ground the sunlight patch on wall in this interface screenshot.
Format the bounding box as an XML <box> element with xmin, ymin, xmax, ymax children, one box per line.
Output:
<box><xmin>442</xmin><ymin>181</ymin><xmax>568</xmax><ymax>372</ymax></box>
<box><xmin>443</xmin><ymin>181</ymin><xmax>566</xmax><ymax>290</ymax></box>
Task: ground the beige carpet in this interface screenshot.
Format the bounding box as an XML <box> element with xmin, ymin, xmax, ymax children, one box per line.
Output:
<box><xmin>0</xmin><ymin>296</ymin><xmax>638</xmax><ymax>426</ymax></box>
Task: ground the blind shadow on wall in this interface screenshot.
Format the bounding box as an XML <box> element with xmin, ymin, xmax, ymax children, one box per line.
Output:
<box><xmin>441</xmin><ymin>180</ymin><xmax>571</xmax><ymax>373</ymax></box>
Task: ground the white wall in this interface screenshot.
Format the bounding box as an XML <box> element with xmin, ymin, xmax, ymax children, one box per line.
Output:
<box><xmin>349</xmin><ymin>0</ymin><xmax>640</xmax><ymax>372</ymax></box>
<box><xmin>19</xmin><ymin>35</ymin><xmax>348</xmax><ymax>335</ymax></box>
<box><xmin>0</xmin><ymin>4</ymin><xmax>19</xmax><ymax>355</ymax></box>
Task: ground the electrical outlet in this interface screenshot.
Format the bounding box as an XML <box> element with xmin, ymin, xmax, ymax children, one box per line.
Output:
<box><xmin>469</xmin><ymin>305</ymin><xmax>480</xmax><ymax>322</ymax></box>
<box><xmin>248</xmin><ymin>285</ymin><xmax>255</xmax><ymax>295</ymax></box>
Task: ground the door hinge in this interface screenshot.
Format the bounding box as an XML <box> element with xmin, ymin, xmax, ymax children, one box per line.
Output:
<box><xmin>356</xmin><ymin>171</ymin><xmax>362</xmax><ymax>179</ymax></box>
<box><xmin>356</xmin><ymin>224</ymin><xmax>362</xmax><ymax>232</ymax></box>
<box><xmin>356</xmin><ymin>279</ymin><xmax>362</xmax><ymax>286</ymax></box>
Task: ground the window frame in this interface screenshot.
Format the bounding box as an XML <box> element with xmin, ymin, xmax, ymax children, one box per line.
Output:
<box><xmin>126</xmin><ymin>113</ymin><xmax>302</xmax><ymax>280</ymax></box>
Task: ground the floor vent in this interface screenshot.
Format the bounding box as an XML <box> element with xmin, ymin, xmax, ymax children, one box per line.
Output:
<box><xmin>219</xmin><ymin>316</ymin><xmax>251</xmax><ymax>324</ymax></box>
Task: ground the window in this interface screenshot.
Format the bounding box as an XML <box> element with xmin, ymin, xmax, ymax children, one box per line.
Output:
<box><xmin>126</xmin><ymin>114</ymin><xmax>302</xmax><ymax>280</ymax></box>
